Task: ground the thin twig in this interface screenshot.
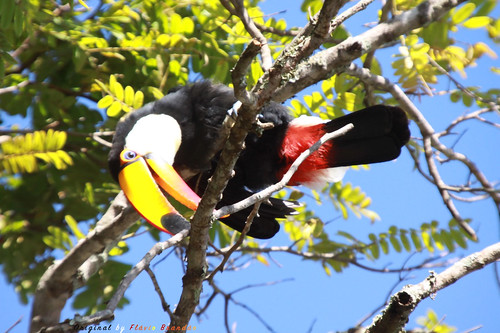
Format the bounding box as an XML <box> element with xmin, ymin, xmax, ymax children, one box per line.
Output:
<box><xmin>106</xmin><ymin>230</ymin><xmax>189</xmax><ymax>312</ymax></box>
<box><xmin>216</xmin><ymin>245</ymin><xmax>452</xmax><ymax>274</ymax></box>
<box><xmin>330</xmin><ymin>0</ymin><xmax>376</xmax><ymax>32</ymax></box>
<box><xmin>145</xmin><ymin>266</ymin><xmax>175</xmax><ymax>319</ymax></box>
<box><xmin>206</xmin><ymin>202</ymin><xmax>262</xmax><ymax>281</ymax></box>
<box><xmin>220</xmin><ymin>0</ymin><xmax>273</xmax><ymax>70</ymax></box>
<box><xmin>231</xmin><ymin>39</ymin><xmax>261</xmax><ymax>104</ymax></box>
<box><xmin>427</xmin><ymin>54</ymin><xmax>500</xmax><ymax>112</ymax></box>
<box><xmin>5</xmin><ymin>316</ymin><xmax>23</xmax><ymax>333</ymax></box>
<box><xmin>0</xmin><ymin>80</ymin><xmax>29</xmax><ymax>95</ymax></box>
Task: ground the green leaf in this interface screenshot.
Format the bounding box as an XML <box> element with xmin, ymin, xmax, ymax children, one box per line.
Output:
<box><xmin>109</xmin><ymin>241</ymin><xmax>128</xmax><ymax>256</ymax></box>
<box><xmin>462</xmin><ymin>16</ymin><xmax>492</xmax><ymax>29</ymax></box>
<box><xmin>256</xmin><ymin>254</ymin><xmax>269</xmax><ymax>266</ymax></box>
<box><xmin>43</xmin><ymin>226</ymin><xmax>73</xmax><ymax>251</ymax></box>
<box><xmin>1</xmin><ymin>130</ymin><xmax>72</xmax><ymax>174</ymax></box>
<box><xmin>107</xmin><ymin>101</ymin><xmax>122</xmax><ymax>117</ymax></box>
<box><xmin>411</xmin><ymin>229</ymin><xmax>423</xmax><ymax>252</ymax></box>
<box><xmin>290</xmin><ymin>99</ymin><xmax>309</xmax><ymax>117</ymax></box>
<box><xmin>334</xmin><ymin>92</ymin><xmax>356</xmax><ymax>111</ymax></box>
<box><xmin>451</xmin><ymin>3</ymin><xmax>476</xmax><ymax>25</ymax></box>
<box><xmin>476</xmin><ymin>0</ymin><xmax>496</xmax><ymax>16</ymax></box>
<box><xmin>148</xmin><ymin>87</ymin><xmax>164</xmax><ymax>100</ymax></box>
<box><xmin>379</xmin><ymin>234</ymin><xmax>389</xmax><ymax>254</ymax></box>
<box><xmin>65</xmin><ymin>215</ymin><xmax>85</xmax><ymax>240</ymax></box>
<box><xmin>322</xmin><ymin>262</ymin><xmax>332</xmax><ymax>276</ymax></box>
<box><xmin>124</xmin><ymin>86</ymin><xmax>135</xmax><ymax>106</ymax></box>
<box><xmin>440</xmin><ymin>229</ymin><xmax>455</xmax><ymax>252</ymax></box>
<box><xmin>304</xmin><ymin>91</ymin><xmax>325</xmax><ymax>113</ymax></box>
<box><xmin>450</xmin><ymin>90</ymin><xmax>461</xmax><ymax>103</ymax></box>
<box><xmin>133</xmin><ymin>91</ymin><xmax>144</xmax><ymax>109</ymax></box>
<box><xmin>97</xmin><ymin>95</ymin><xmax>114</xmax><ymax>109</ymax></box>
<box><xmin>181</xmin><ymin>17</ymin><xmax>195</xmax><ymax>34</ymax></box>
<box><xmin>450</xmin><ymin>228</ymin><xmax>467</xmax><ymax>249</ymax></box>
<box><xmin>78</xmin><ymin>0</ymin><xmax>90</xmax><ymax>9</ymax></box>
<box><xmin>421</xmin><ymin>230</ymin><xmax>434</xmax><ymax>252</ymax></box>
<box><xmin>0</xmin><ymin>0</ymin><xmax>15</xmax><ymax>29</ymax></box>
<box><xmin>13</xmin><ymin>7</ymin><xmax>24</xmax><ymax>37</ymax></box>
<box><xmin>111</xmin><ymin>82</ymin><xmax>124</xmax><ymax>102</ymax></box>
<box><xmin>368</xmin><ymin>233</ymin><xmax>380</xmax><ymax>259</ymax></box>
<box><xmin>301</xmin><ymin>0</ymin><xmax>323</xmax><ymax>16</ymax></box>
<box><xmin>389</xmin><ymin>235</ymin><xmax>402</xmax><ymax>253</ymax></box>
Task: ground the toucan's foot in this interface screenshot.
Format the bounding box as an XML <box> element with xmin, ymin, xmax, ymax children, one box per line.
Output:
<box><xmin>161</xmin><ymin>213</ymin><xmax>191</xmax><ymax>234</ymax></box>
<box><xmin>227</xmin><ymin>101</ymin><xmax>242</xmax><ymax>119</ymax></box>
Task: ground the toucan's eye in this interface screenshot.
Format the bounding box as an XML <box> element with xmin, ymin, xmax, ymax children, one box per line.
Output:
<box><xmin>120</xmin><ymin>149</ymin><xmax>139</xmax><ymax>163</ymax></box>
<box><xmin>124</xmin><ymin>150</ymin><xmax>137</xmax><ymax>160</ymax></box>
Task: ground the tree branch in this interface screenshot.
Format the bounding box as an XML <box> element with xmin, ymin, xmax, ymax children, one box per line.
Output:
<box><xmin>366</xmin><ymin>242</ymin><xmax>500</xmax><ymax>333</ymax></box>
<box><xmin>30</xmin><ymin>192</ymin><xmax>139</xmax><ymax>332</ymax></box>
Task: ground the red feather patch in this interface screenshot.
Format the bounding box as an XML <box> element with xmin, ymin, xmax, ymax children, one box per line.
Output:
<box><xmin>278</xmin><ymin>121</ymin><xmax>333</xmax><ymax>186</ymax></box>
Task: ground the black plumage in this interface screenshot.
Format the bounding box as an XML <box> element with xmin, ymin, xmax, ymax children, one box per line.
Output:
<box><xmin>108</xmin><ymin>81</ymin><xmax>410</xmax><ymax>239</ymax></box>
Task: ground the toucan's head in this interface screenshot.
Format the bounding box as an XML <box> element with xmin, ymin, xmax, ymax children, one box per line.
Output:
<box><xmin>110</xmin><ymin>113</ymin><xmax>201</xmax><ymax>235</ymax></box>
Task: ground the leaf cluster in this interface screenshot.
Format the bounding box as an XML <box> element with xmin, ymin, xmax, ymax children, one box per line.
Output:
<box><xmin>1</xmin><ymin>129</ymin><xmax>72</xmax><ymax>173</ymax></box>
<box><xmin>393</xmin><ymin>0</ymin><xmax>498</xmax><ymax>93</ymax></box>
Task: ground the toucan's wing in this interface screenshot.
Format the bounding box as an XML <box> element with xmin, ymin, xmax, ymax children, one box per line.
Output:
<box><xmin>187</xmin><ymin>172</ymin><xmax>298</xmax><ymax>239</ymax></box>
<box><xmin>217</xmin><ymin>185</ymin><xmax>298</xmax><ymax>239</ymax></box>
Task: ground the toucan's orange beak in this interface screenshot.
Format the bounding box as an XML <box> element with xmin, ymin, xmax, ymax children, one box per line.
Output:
<box><xmin>118</xmin><ymin>149</ymin><xmax>201</xmax><ymax>235</ymax></box>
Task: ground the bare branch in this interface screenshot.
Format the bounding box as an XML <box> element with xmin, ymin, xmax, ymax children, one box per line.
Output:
<box><xmin>214</xmin><ymin>245</ymin><xmax>453</xmax><ymax>274</ymax></box>
<box><xmin>169</xmin><ymin>101</ymin><xmax>263</xmax><ymax>328</ymax></box>
<box><xmin>145</xmin><ymin>266</ymin><xmax>176</xmax><ymax>319</ymax></box>
<box><xmin>422</xmin><ymin>136</ymin><xmax>474</xmax><ymax>237</ymax></box>
<box><xmin>253</xmin><ymin>0</ymin><xmax>348</xmax><ymax>104</ymax></box>
<box><xmin>0</xmin><ymin>80</ymin><xmax>29</xmax><ymax>95</ymax></box>
<box><xmin>427</xmin><ymin>55</ymin><xmax>500</xmax><ymax>112</ymax></box>
<box><xmin>208</xmin><ymin>279</ymin><xmax>292</xmax><ymax>333</ymax></box>
<box><xmin>331</xmin><ymin>0</ymin><xmax>376</xmax><ymax>32</ymax></box>
<box><xmin>5</xmin><ymin>316</ymin><xmax>23</xmax><ymax>333</ymax></box>
<box><xmin>107</xmin><ymin>230</ymin><xmax>189</xmax><ymax>313</ymax></box>
<box><xmin>231</xmin><ymin>39</ymin><xmax>262</xmax><ymax>103</ymax></box>
<box><xmin>438</xmin><ymin>108</ymin><xmax>500</xmax><ymax>137</ymax></box>
<box><xmin>365</xmin><ymin>242</ymin><xmax>500</xmax><ymax>333</ymax></box>
<box><xmin>30</xmin><ymin>192</ymin><xmax>139</xmax><ymax>332</ymax></box>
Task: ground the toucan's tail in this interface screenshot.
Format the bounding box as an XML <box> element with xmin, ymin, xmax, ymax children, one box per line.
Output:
<box><xmin>324</xmin><ymin>105</ymin><xmax>410</xmax><ymax>167</ymax></box>
<box><xmin>278</xmin><ymin>105</ymin><xmax>410</xmax><ymax>187</ymax></box>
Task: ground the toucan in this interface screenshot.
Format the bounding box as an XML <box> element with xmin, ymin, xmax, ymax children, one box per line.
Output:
<box><xmin>108</xmin><ymin>81</ymin><xmax>410</xmax><ymax>239</ymax></box>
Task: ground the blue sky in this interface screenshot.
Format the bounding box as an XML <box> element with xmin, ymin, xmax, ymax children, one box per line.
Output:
<box><xmin>1</xmin><ymin>0</ymin><xmax>499</xmax><ymax>332</ymax></box>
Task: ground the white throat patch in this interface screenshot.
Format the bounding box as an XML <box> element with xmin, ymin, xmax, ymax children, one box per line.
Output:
<box><xmin>125</xmin><ymin>114</ymin><xmax>182</xmax><ymax>165</ymax></box>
